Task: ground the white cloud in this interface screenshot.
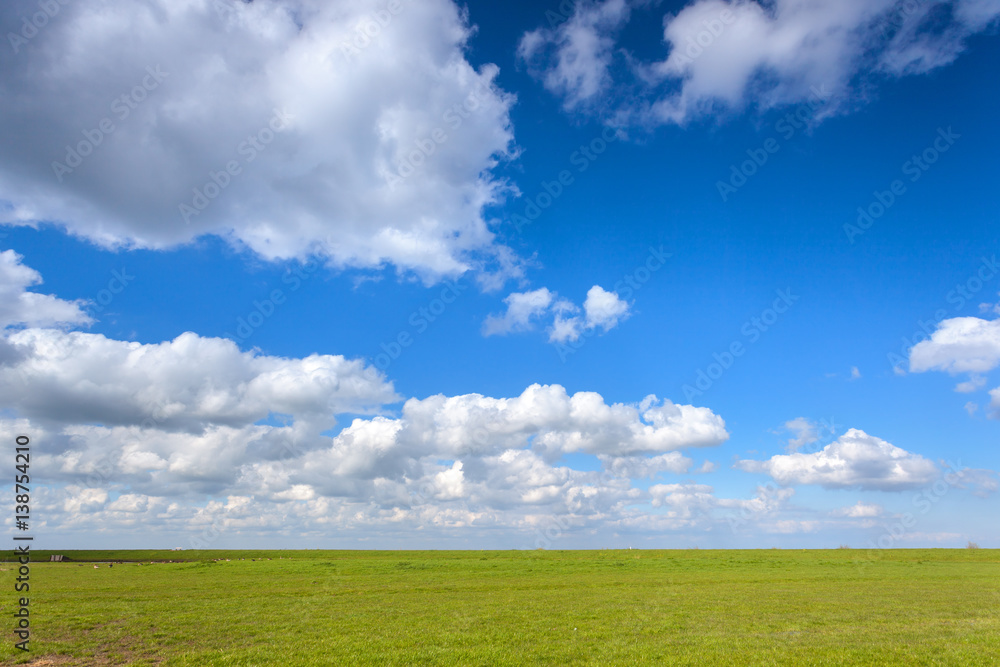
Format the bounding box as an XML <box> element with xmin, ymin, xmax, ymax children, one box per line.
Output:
<box><xmin>736</xmin><ymin>428</ymin><xmax>938</xmax><ymax>490</ymax></box>
<box><xmin>783</xmin><ymin>417</ymin><xmax>818</xmax><ymax>452</ymax></box>
<box><xmin>0</xmin><ymin>328</ymin><xmax>399</xmax><ymax>433</ymax></box>
<box><xmin>850</xmin><ymin>366</ymin><xmax>862</xmax><ymax>380</ymax></box>
<box><xmin>0</xmin><ymin>0</ymin><xmax>518</xmax><ymax>284</ymax></box>
<box><xmin>0</xmin><ymin>250</ymin><xmax>91</xmax><ymax>329</ymax></box>
<box><xmin>910</xmin><ymin>317</ymin><xmax>1000</xmax><ymax>375</ymax></box>
<box><xmin>952</xmin><ymin>468</ymin><xmax>1000</xmax><ymax>498</ymax></box>
<box><xmin>583</xmin><ymin>284</ymin><xmax>631</xmax><ymax>330</ymax></box>
<box><xmin>481</xmin><ymin>288</ymin><xmax>554</xmax><ymax>336</ymax></box>
<box><xmin>909</xmin><ymin>316</ymin><xmax>1000</xmax><ymax>417</ymax></box>
<box><xmin>517</xmin><ymin>0</ymin><xmax>631</xmax><ymax>110</ymax></box>
<box><xmin>833</xmin><ymin>501</ymin><xmax>883</xmax><ymax>518</ymax></box>
<box><xmin>484</xmin><ymin>284</ymin><xmax>632</xmax><ymax>343</ymax></box>
<box><xmin>649</xmin><ymin>482</ymin><xmax>716</xmax><ymax>515</ymax></box>
<box><xmin>694</xmin><ymin>460</ymin><xmax>717</xmax><ymax>474</ymax></box>
<box><xmin>599</xmin><ymin>452</ymin><xmax>692</xmax><ymax>478</ymax></box>
<box><xmin>432</xmin><ymin>461</ymin><xmax>466</xmax><ymax>500</ymax></box>
<box><xmin>979</xmin><ymin>293</ymin><xmax>1000</xmax><ymax>316</ymax></box>
<box><xmin>955</xmin><ymin>375</ymin><xmax>987</xmax><ymax>393</ymax></box>
<box><xmin>519</xmin><ymin>0</ymin><xmax>1000</xmax><ymax>125</ymax></box>
<box><xmin>396</xmin><ymin>385</ymin><xmax>728</xmax><ymax>459</ymax></box>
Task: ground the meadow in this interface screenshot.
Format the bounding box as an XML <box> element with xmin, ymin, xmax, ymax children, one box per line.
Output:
<box><xmin>1</xmin><ymin>549</ymin><xmax>998</xmax><ymax>666</ymax></box>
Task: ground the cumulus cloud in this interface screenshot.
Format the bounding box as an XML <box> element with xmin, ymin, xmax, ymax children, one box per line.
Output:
<box><xmin>0</xmin><ymin>250</ymin><xmax>91</xmax><ymax>329</ymax></box>
<box><xmin>519</xmin><ymin>0</ymin><xmax>1000</xmax><ymax>125</ymax></box>
<box><xmin>909</xmin><ymin>316</ymin><xmax>1000</xmax><ymax>416</ymax></box>
<box><xmin>483</xmin><ymin>284</ymin><xmax>631</xmax><ymax>343</ymax></box>
<box><xmin>0</xmin><ymin>328</ymin><xmax>399</xmax><ymax>433</ymax></box>
<box><xmin>736</xmin><ymin>428</ymin><xmax>938</xmax><ymax>490</ymax></box>
<box><xmin>0</xmin><ymin>0</ymin><xmax>518</xmax><ymax>283</ymax></box>
<box><xmin>481</xmin><ymin>288</ymin><xmax>555</xmax><ymax>336</ymax></box>
<box><xmin>910</xmin><ymin>317</ymin><xmax>1000</xmax><ymax>375</ymax></box>
<box><xmin>1</xmin><ymin>325</ymin><xmax>730</xmax><ymax>537</ymax></box>
<box><xmin>395</xmin><ymin>384</ymin><xmax>728</xmax><ymax>460</ymax></box>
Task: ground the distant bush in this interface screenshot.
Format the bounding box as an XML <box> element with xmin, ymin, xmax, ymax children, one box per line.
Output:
<box><xmin>967</xmin><ymin>541</ymin><xmax>980</xmax><ymax>550</ymax></box>
<box><xmin>837</xmin><ymin>545</ymin><xmax>851</xmax><ymax>549</ymax></box>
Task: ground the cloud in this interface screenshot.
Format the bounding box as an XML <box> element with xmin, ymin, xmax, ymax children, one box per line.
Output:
<box><xmin>736</xmin><ymin>428</ymin><xmax>938</xmax><ymax>490</ymax></box>
<box><xmin>484</xmin><ymin>284</ymin><xmax>632</xmax><ymax>343</ymax></box>
<box><xmin>850</xmin><ymin>366</ymin><xmax>862</xmax><ymax>380</ymax></box>
<box><xmin>783</xmin><ymin>417</ymin><xmax>819</xmax><ymax>452</ymax></box>
<box><xmin>955</xmin><ymin>375</ymin><xmax>987</xmax><ymax>393</ymax></box>
<box><xmin>0</xmin><ymin>250</ymin><xmax>91</xmax><ymax>329</ymax></box>
<box><xmin>909</xmin><ymin>317</ymin><xmax>1000</xmax><ymax>375</ymax></box>
<box><xmin>951</xmin><ymin>468</ymin><xmax>1000</xmax><ymax>498</ymax></box>
<box><xmin>395</xmin><ymin>385</ymin><xmax>729</xmax><ymax>459</ymax></box>
<box><xmin>481</xmin><ymin>288</ymin><xmax>555</xmax><ymax>336</ymax></box>
<box><xmin>518</xmin><ymin>0</ymin><xmax>631</xmax><ymax>110</ymax></box>
<box><xmin>584</xmin><ymin>284</ymin><xmax>631</xmax><ymax>330</ymax></box>
<box><xmin>0</xmin><ymin>0</ymin><xmax>518</xmax><ymax>284</ymax></box>
<box><xmin>519</xmin><ymin>0</ymin><xmax>1000</xmax><ymax>125</ymax></box>
<box><xmin>979</xmin><ymin>293</ymin><xmax>1000</xmax><ymax>316</ymax></box>
<box><xmin>909</xmin><ymin>316</ymin><xmax>1000</xmax><ymax>417</ymax></box>
<box><xmin>0</xmin><ymin>328</ymin><xmax>399</xmax><ymax>434</ymax></box>
<box><xmin>598</xmin><ymin>452</ymin><xmax>693</xmax><ymax>478</ymax></box>
<box><xmin>833</xmin><ymin>501</ymin><xmax>883</xmax><ymax>518</ymax></box>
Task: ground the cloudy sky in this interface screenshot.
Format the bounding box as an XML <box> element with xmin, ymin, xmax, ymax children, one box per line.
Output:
<box><xmin>1</xmin><ymin>0</ymin><xmax>998</xmax><ymax>550</ymax></box>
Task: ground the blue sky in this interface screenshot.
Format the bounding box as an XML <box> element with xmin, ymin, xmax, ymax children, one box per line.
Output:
<box><xmin>1</xmin><ymin>0</ymin><xmax>998</xmax><ymax>550</ymax></box>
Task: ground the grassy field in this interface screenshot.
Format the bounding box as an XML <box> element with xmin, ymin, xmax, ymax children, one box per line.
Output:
<box><xmin>1</xmin><ymin>549</ymin><xmax>998</xmax><ymax>666</ymax></box>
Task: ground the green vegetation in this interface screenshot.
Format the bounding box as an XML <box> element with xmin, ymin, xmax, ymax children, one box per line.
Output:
<box><xmin>2</xmin><ymin>549</ymin><xmax>999</xmax><ymax>665</ymax></box>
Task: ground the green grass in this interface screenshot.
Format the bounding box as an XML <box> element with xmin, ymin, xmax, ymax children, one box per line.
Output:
<box><xmin>2</xmin><ymin>549</ymin><xmax>999</xmax><ymax>665</ymax></box>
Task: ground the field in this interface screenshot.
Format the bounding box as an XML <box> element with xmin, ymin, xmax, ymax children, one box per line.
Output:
<box><xmin>1</xmin><ymin>549</ymin><xmax>998</xmax><ymax>666</ymax></box>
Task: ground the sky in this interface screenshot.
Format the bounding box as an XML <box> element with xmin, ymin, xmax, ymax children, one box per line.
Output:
<box><xmin>1</xmin><ymin>0</ymin><xmax>998</xmax><ymax>551</ymax></box>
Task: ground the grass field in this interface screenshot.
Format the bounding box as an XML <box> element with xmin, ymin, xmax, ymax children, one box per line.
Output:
<box><xmin>1</xmin><ymin>549</ymin><xmax>998</xmax><ymax>666</ymax></box>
